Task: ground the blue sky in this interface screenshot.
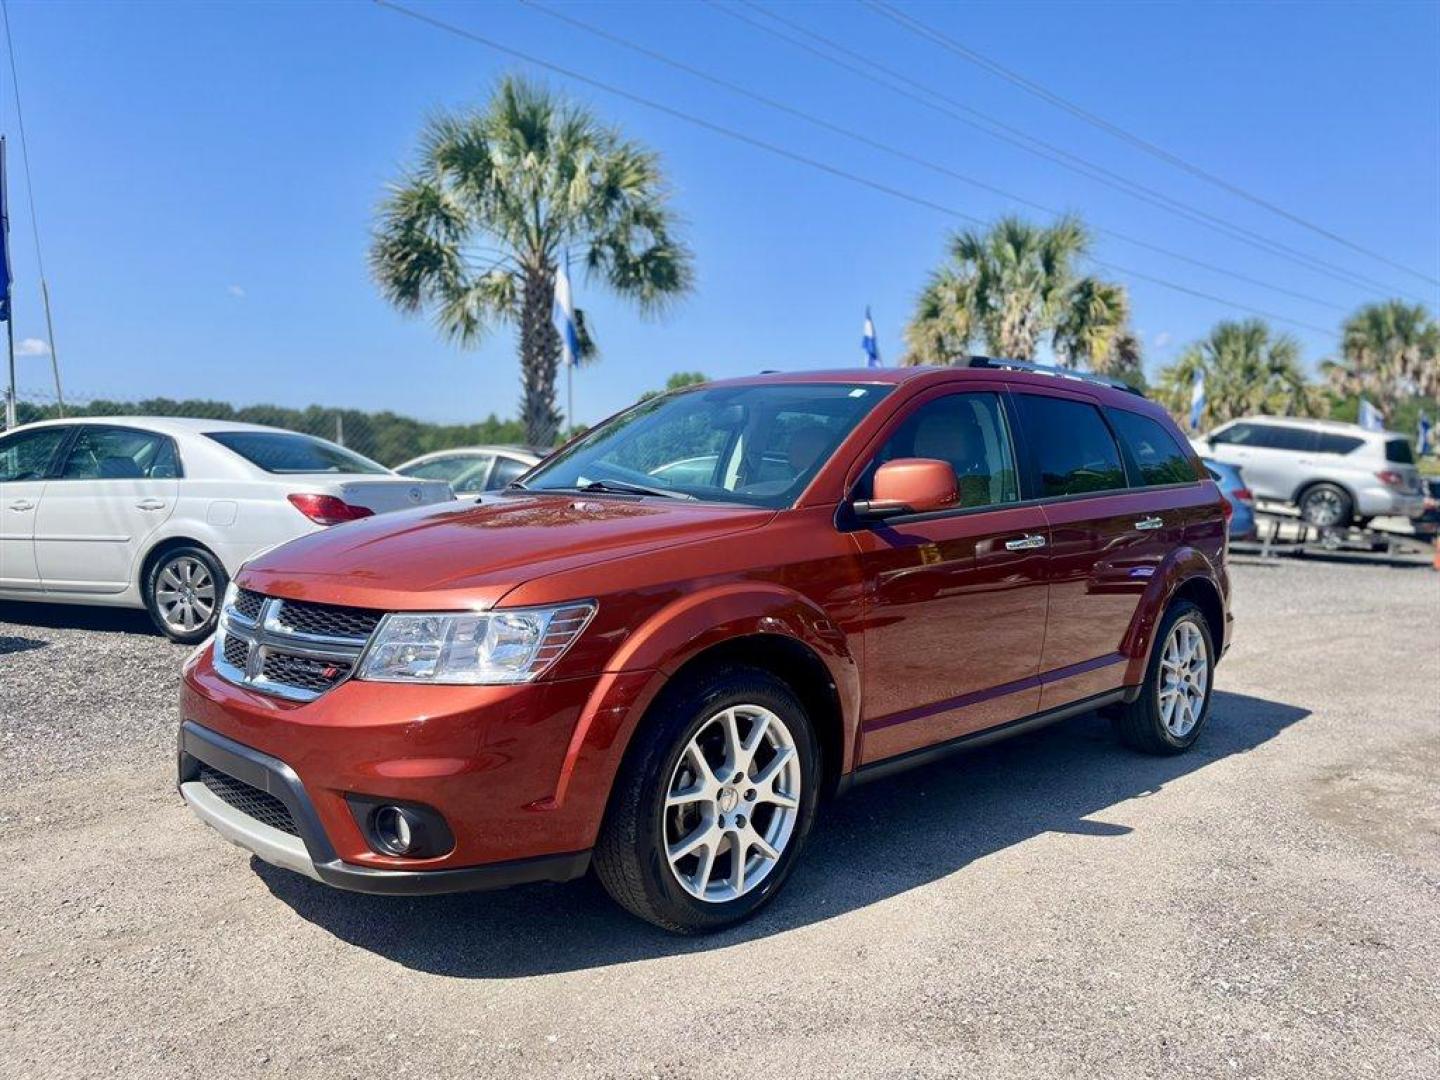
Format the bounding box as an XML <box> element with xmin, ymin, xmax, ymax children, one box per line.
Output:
<box><xmin>5</xmin><ymin>0</ymin><xmax>1437</xmax><ymax>425</ymax></box>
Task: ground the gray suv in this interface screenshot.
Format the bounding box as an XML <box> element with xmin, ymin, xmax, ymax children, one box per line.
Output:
<box><xmin>1197</xmin><ymin>416</ymin><xmax>1424</xmax><ymax>527</ymax></box>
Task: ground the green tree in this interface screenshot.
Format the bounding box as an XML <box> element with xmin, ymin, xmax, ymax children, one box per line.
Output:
<box><xmin>370</xmin><ymin>76</ymin><xmax>694</xmax><ymax>446</ymax></box>
<box><xmin>640</xmin><ymin>370</ymin><xmax>709</xmax><ymax>402</ymax></box>
<box><xmin>1322</xmin><ymin>299</ymin><xmax>1439</xmax><ymax>415</ymax></box>
<box><xmin>1156</xmin><ymin>319</ymin><xmax>1327</xmax><ymax>431</ymax></box>
<box><xmin>902</xmin><ymin>215</ymin><xmax>1131</xmax><ymax>368</ymax></box>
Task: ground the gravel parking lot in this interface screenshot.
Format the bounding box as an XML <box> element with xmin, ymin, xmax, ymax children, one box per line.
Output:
<box><xmin>2</xmin><ymin>557</ymin><xmax>1437</xmax><ymax>1079</ymax></box>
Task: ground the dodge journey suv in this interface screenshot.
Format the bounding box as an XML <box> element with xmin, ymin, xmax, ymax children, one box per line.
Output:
<box><xmin>178</xmin><ymin>363</ymin><xmax>1231</xmax><ymax>933</ymax></box>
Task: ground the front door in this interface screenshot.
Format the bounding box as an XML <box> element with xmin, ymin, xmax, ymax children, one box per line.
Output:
<box><xmin>0</xmin><ymin>425</ymin><xmax>70</xmax><ymax>592</ymax></box>
<box><xmin>35</xmin><ymin>426</ymin><xmax>180</xmax><ymax>595</ymax></box>
<box><xmin>849</xmin><ymin>388</ymin><xmax>1050</xmax><ymax>764</ymax></box>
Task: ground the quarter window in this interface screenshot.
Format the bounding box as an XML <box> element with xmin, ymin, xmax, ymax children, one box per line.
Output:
<box><xmin>858</xmin><ymin>392</ymin><xmax>1019</xmax><ymax>509</ymax></box>
<box><xmin>59</xmin><ymin>427</ymin><xmax>179</xmax><ymax>480</ymax></box>
<box><xmin>1384</xmin><ymin>438</ymin><xmax>1415</xmax><ymax>465</ymax></box>
<box><xmin>1014</xmin><ymin>394</ymin><xmax>1127</xmax><ymax>498</ymax></box>
<box><xmin>0</xmin><ymin>426</ymin><xmax>69</xmax><ymax>482</ymax></box>
<box><xmin>1107</xmin><ymin>409</ymin><xmax>1197</xmax><ymax>487</ymax></box>
<box><xmin>486</xmin><ymin>456</ymin><xmax>530</xmax><ymax>490</ymax></box>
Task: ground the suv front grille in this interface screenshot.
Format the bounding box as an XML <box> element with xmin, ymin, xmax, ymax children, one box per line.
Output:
<box><xmin>198</xmin><ymin>765</ymin><xmax>299</xmax><ymax>837</ymax></box>
<box><xmin>214</xmin><ymin>592</ymin><xmax>380</xmax><ymax>702</ymax></box>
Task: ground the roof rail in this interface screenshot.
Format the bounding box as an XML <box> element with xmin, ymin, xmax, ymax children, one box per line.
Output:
<box><xmin>964</xmin><ymin>357</ymin><xmax>1145</xmax><ymax>397</ymax></box>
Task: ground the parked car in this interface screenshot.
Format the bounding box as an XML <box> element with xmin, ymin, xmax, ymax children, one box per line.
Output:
<box><xmin>1417</xmin><ymin>476</ymin><xmax>1440</xmax><ymax>539</ymax></box>
<box><xmin>395</xmin><ymin>445</ymin><xmax>544</xmax><ymax>495</ymax></box>
<box><xmin>1196</xmin><ymin>416</ymin><xmax>1424</xmax><ymax>528</ymax></box>
<box><xmin>0</xmin><ymin>418</ymin><xmax>453</xmax><ymax>642</ymax></box>
<box><xmin>1202</xmin><ymin>457</ymin><xmax>1256</xmax><ymax>540</ymax></box>
<box><xmin>177</xmin><ymin>363</ymin><xmax>1231</xmax><ymax>932</ymax></box>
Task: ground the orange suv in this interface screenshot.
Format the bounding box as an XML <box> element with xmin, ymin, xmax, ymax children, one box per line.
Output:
<box><xmin>178</xmin><ymin>363</ymin><xmax>1231</xmax><ymax>932</ymax></box>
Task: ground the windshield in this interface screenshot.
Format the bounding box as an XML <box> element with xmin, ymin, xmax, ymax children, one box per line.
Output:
<box><xmin>207</xmin><ymin>431</ymin><xmax>389</xmax><ymax>474</ymax></box>
<box><xmin>524</xmin><ymin>382</ymin><xmax>892</xmax><ymax>508</ymax></box>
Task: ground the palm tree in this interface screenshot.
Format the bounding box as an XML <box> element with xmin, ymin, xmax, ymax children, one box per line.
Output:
<box><xmin>1156</xmin><ymin>319</ymin><xmax>1326</xmax><ymax>430</ymax></box>
<box><xmin>1093</xmin><ymin>328</ymin><xmax>1146</xmax><ymax>390</ymax></box>
<box><xmin>1052</xmin><ymin>277</ymin><xmax>1129</xmax><ymax>370</ymax></box>
<box><xmin>371</xmin><ymin>76</ymin><xmax>694</xmax><ymax>445</ymax></box>
<box><xmin>902</xmin><ymin>214</ymin><xmax>1130</xmax><ymax>367</ymax></box>
<box><xmin>1323</xmin><ymin>299</ymin><xmax>1439</xmax><ymax>413</ymax></box>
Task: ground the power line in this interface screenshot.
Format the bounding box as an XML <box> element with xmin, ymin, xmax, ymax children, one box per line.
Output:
<box><xmin>721</xmin><ymin>0</ymin><xmax>1422</xmax><ymax>303</ymax></box>
<box><xmin>521</xmin><ymin>0</ymin><xmax>1345</xmax><ymax>314</ymax></box>
<box><xmin>1</xmin><ymin>0</ymin><xmax>63</xmax><ymax>413</ymax></box>
<box><xmin>865</xmin><ymin>0</ymin><xmax>1440</xmax><ymax>290</ymax></box>
<box><xmin>370</xmin><ymin>0</ymin><xmax>1337</xmax><ymax>340</ymax></box>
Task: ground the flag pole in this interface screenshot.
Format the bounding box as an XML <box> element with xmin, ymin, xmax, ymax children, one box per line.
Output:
<box><xmin>4</xmin><ymin>310</ymin><xmax>14</xmax><ymax>430</ymax></box>
<box><xmin>1</xmin><ymin>135</ymin><xmax>13</xmax><ymax>430</ymax></box>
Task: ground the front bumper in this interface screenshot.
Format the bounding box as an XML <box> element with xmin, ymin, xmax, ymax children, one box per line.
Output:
<box><xmin>178</xmin><ymin>721</ymin><xmax>591</xmax><ymax>895</ymax></box>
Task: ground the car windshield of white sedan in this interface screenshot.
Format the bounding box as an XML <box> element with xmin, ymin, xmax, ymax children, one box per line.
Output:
<box><xmin>523</xmin><ymin>383</ymin><xmax>891</xmax><ymax>508</ymax></box>
<box><xmin>206</xmin><ymin>431</ymin><xmax>388</xmax><ymax>474</ymax></box>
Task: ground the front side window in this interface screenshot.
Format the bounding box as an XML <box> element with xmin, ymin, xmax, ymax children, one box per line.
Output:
<box><xmin>1014</xmin><ymin>394</ymin><xmax>1127</xmax><ymax>498</ymax></box>
<box><xmin>856</xmin><ymin>392</ymin><xmax>1019</xmax><ymax>508</ymax></box>
<box><xmin>486</xmin><ymin>456</ymin><xmax>530</xmax><ymax>490</ymax></box>
<box><xmin>523</xmin><ymin>382</ymin><xmax>891</xmax><ymax>508</ymax></box>
<box><xmin>60</xmin><ymin>427</ymin><xmax>178</xmax><ymax>480</ymax></box>
<box><xmin>0</xmin><ymin>426</ymin><xmax>68</xmax><ymax>482</ymax></box>
<box><xmin>1107</xmin><ymin>409</ymin><xmax>1198</xmax><ymax>487</ymax></box>
<box><xmin>207</xmin><ymin>431</ymin><xmax>388</xmax><ymax>474</ymax></box>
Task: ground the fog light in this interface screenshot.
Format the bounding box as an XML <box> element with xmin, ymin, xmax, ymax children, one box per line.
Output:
<box><xmin>372</xmin><ymin>805</ymin><xmax>417</xmax><ymax>855</ymax></box>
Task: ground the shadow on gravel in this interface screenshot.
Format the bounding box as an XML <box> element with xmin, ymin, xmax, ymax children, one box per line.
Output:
<box><xmin>0</xmin><ymin>602</ymin><xmax>159</xmax><ymax>637</ymax></box>
<box><xmin>258</xmin><ymin>689</ymin><xmax>1308</xmax><ymax>977</ymax></box>
<box><xmin>0</xmin><ymin>634</ymin><xmax>50</xmax><ymax>656</ymax></box>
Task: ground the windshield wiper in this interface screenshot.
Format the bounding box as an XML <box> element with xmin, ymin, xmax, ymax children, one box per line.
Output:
<box><xmin>577</xmin><ymin>478</ymin><xmax>695</xmax><ymax>501</ymax></box>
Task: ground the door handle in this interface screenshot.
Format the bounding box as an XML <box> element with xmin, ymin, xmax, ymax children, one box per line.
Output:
<box><xmin>7</xmin><ymin>499</ymin><xmax>35</xmax><ymax>512</ymax></box>
<box><xmin>1004</xmin><ymin>534</ymin><xmax>1047</xmax><ymax>551</ymax></box>
<box><xmin>135</xmin><ymin>498</ymin><xmax>168</xmax><ymax>511</ymax></box>
<box><xmin>1135</xmin><ymin>516</ymin><xmax>1164</xmax><ymax>530</ymax></box>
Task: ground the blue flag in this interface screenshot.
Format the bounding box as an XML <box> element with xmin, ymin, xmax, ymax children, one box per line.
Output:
<box><xmin>555</xmin><ymin>253</ymin><xmax>579</xmax><ymax>368</ymax></box>
<box><xmin>1358</xmin><ymin>398</ymin><xmax>1385</xmax><ymax>432</ymax></box>
<box><xmin>1419</xmin><ymin>412</ymin><xmax>1432</xmax><ymax>456</ymax></box>
<box><xmin>1188</xmin><ymin>368</ymin><xmax>1205</xmax><ymax>431</ymax></box>
<box><xmin>862</xmin><ymin>307</ymin><xmax>879</xmax><ymax>367</ymax></box>
<box><xmin>0</xmin><ymin>137</ymin><xmax>11</xmax><ymax>323</ymax></box>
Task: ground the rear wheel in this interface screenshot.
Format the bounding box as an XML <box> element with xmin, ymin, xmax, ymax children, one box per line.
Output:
<box><xmin>144</xmin><ymin>545</ymin><xmax>227</xmax><ymax>643</ymax></box>
<box><xmin>1112</xmin><ymin>600</ymin><xmax>1214</xmax><ymax>755</ymax></box>
<box><xmin>1299</xmin><ymin>483</ymin><xmax>1352</xmax><ymax>528</ymax></box>
<box><xmin>593</xmin><ymin>666</ymin><xmax>820</xmax><ymax>933</ymax></box>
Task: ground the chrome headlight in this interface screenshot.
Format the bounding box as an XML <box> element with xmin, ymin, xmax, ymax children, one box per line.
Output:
<box><xmin>356</xmin><ymin>602</ymin><xmax>596</xmax><ymax>685</ymax></box>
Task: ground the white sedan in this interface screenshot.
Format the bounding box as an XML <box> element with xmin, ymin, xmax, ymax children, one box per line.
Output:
<box><xmin>0</xmin><ymin>417</ymin><xmax>453</xmax><ymax>642</ymax></box>
<box><xmin>394</xmin><ymin>444</ymin><xmax>543</xmax><ymax>495</ymax></box>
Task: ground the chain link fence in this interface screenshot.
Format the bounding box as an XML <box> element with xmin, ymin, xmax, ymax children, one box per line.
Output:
<box><xmin>5</xmin><ymin>387</ymin><xmax>533</xmax><ymax>469</ymax></box>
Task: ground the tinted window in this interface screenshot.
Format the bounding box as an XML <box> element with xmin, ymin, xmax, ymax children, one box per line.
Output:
<box><xmin>526</xmin><ymin>383</ymin><xmax>890</xmax><ymax>508</ymax></box>
<box><xmin>1385</xmin><ymin>438</ymin><xmax>1416</xmax><ymax>464</ymax></box>
<box><xmin>1315</xmin><ymin>433</ymin><xmax>1364</xmax><ymax>455</ymax></box>
<box><xmin>858</xmin><ymin>392</ymin><xmax>1019</xmax><ymax>508</ymax></box>
<box><xmin>1210</xmin><ymin>422</ymin><xmax>1314</xmax><ymax>451</ymax></box>
<box><xmin>60</xmin><ymin>427</ymin><xmax>178</xmax><ymax>480</ymax></box>
<box><xmin>401</xmin><ymin>454</ymin><xmax>490</xmax><ymax>483</ymax></box>
<box><xmin>1108</xmin><ymin>409</ymin><xmax>1197</xmax><ymax>487</ymax></box>
<box><xmin>486</xmin><ymin>456</ymin><xmax>530</xmax><ymax>490</ymax></box>
<box><xmin>1015</xmin><ymin>395</ymin><xmax>1126</xmax><ymax>498</ymax></box>
<box><xmin>207</xmin><ymin>431</ymin><xmax>388</xmax><ymax>474</ymax></box>
<box><xmin>1209</xmin><ymin>422</ymin><xmax>1256</xmax><ymax>446</ymax></box>
<box><xmin>0</xmin><ymin>426</ymin><xmax>68</xmax><ymax>482</ymax></box>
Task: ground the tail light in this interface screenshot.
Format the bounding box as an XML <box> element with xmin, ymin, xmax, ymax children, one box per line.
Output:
<box><xmin>287</xmin><ymin>493</ymin><xmax>375</xmax><ymax>526</ymax></box>
<box><xmin>1375</xmin><ymin>470</ymin><xmax>1405</xmax><ymax>489</ymax></box>
<box><xmin>1232</xmin><ymin>487</ymin><xmax>1254</xmax><ymax>504</ymax></box>
<box><xmin>1219</xmin><ymin>497</ymin><xmax>1234</xmax><ymax>521</ymax></box>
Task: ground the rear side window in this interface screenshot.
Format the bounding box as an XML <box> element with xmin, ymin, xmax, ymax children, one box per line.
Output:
<box><xmin>207</xmin><ymin>431</ymin><xmax>388</xmax><ymax>474</ymax></box>
<box><xmin>1107</xmin><ymin>409</ymin><xmax>1197</xmax><ymax>487</ymax></box>
<box><xmin>60</xmin><ymin>427</ymin><xmax>179</xmax><ymax>480</ymax></box>
<box><xmin>1014</xmin><ymin>394</ymin><xmax>1127</xmax><ymax>498</ymax></box>
<box><xmin>0</xmin><ymin>426</ymin><xmax>69</xmax><ymax>482</ymax></box>
<box><xmin>1385</xmin><ymin>438</ymin><xmax>1416</xmax><ymax>464</ymax></box>
<box><xmin>1315</xmin><ymin>433</ymin><xmax>1364</xmax><ymax>455</ymax></box>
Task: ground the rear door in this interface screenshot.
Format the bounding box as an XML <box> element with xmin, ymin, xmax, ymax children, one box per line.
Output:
<box><xmin>0</xmin><ymin>425</ymin><xmax>70</xmax><ymax>592</ymax></box>
<box><xmin>35</xmin><ymin>425</ymin><xmax>180</xmax><ymax>595</ymax></box>
<box><xmin>1011</xmin><ymin>390</ymin><xmax>1150</xmax><ymax>710</ymax></box>
<box><xmin>850</xmin><ymin>385</ymin><xmax>1050</xmax><ymax>763</ymax></box>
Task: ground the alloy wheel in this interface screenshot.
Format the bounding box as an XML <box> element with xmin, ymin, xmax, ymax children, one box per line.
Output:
<box><xmin>1303</xmin><ymin>488</ymin><xmax>1344</xmax><ymax>527</ymax></box>
<box><xmin>1158</xmin><ymin>620</ymin><xmax>1209</xmax><ymax>738</ymax></box>
<box><xmin>663</xmin><ymin>704</ymin><xmax>801</xmax><ymax>903</ymax></box>
<box><xmin>155</xmin><ymin>555</ymin><xmax>216</xmax><ymax>634</ymax></box>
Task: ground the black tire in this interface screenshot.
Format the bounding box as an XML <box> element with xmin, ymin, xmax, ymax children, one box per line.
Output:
<box><xmin>1298</xmin><ymin>482</ymin><xmax>1353</xmax><ymax>528</ymax></box>
<box><xmin>593</xmin><ymin>665</ymin><xmax>821</xmax><ymax>934</ymax></box>
<box><xmin>143</xmin><ymin>544</ymin><xmax>228</xmax><ymax>644</ymax></box>
<box><xmin>1112</xmin><ymin>600</ymin><xmax>1215</xmax><ymax>755</ymax></box>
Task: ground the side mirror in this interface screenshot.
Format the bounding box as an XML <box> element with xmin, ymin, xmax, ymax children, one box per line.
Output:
<box><xmin>853</xmin><ymin>458</ymin><xmax>958</xmax><ymax>520</ymax></box>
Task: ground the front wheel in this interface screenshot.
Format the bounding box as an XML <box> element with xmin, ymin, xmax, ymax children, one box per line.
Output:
<box><xmin>1112</xmin><ymin>600</ymin><xmax>1215</xmax><ymax>755</ymax></box>
<box><xmin>144</xmin><ymin>545</ymin><xmax>227</xmax><ymax>643</ymax></box>
<box><xmin>593</xmin><ymin>666</ymin><xmax>820</xmax><ymax>933</ymax></box>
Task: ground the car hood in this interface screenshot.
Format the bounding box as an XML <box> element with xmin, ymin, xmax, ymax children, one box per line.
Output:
<box><xmin>238</xmin><ymin>493</ymin><xmax>775</xmax><ymax>610</ymax></box>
